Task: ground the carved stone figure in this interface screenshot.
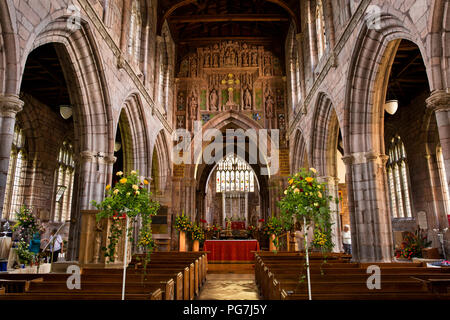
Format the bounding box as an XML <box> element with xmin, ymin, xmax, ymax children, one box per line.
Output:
<box><xmin>265</xmin><ymin>93</ymin><xmax>274</xmax><ymax>118</ymax></box>
<box><xmin>209</xmin><ymin>88</ymin><xmax>218</xmax><ymax>111</ymax></box>
<box><xmin>251</xmin><ymin>48</ymin><xmax>258</xmax><ymax>66</ymax></box>
<box><xmin>190</xmin><ymin>56</ymin><xmax>197</xmax><ymax>77</ymax></box>
<box><xmin>204</xmin><ymin>49</ymin><xmax>211</xmax><ymax>67</ymax></box>
<box><xmin>244</xmin><ymin>88</ymin><xmax>252</xmax><ymax>110</ymax></box>
<box><xmin>189</xmin><ymin>93</ymin><xmax>198</xmax><ymax>120</ymax></box>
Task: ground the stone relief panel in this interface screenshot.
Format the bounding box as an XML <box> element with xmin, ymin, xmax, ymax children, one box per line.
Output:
<box><xmin>174</xmin><ymin>41</ymin><xmax>287</xmax><ymax>130</ymax></box>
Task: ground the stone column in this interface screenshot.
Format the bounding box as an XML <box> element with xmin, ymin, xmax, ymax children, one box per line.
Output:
<box><xmin>67</xmin><ymin>150</ymin><xmax>114</xmax><ymax>261</ymax></box>
<box><xmin>426</xmin><ymin>90</ymin><xmax>450</xmax><ymax>197</ymax></box>
<box><xmin>0</xmin><ymin>94</ymin><xmax>24</xmax><ymax>218</ymax></box>
<box><xmin>342</xmin><ymin>152</ymin><xmax>393</xmax><ymax>262</ymax></box>
<box><xmin>320</xmin><ymin>175</ymin><xmax>342</xmax><ymax>253</ymax></box>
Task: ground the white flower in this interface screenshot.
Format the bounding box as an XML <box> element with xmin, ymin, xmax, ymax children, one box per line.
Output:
<box><xmin>116</xmin><ymin>171</ymin><xmax>123</xmax><ymax>176</ymax></box>
<box><xmin>132</xmin><ymin>184</ymin><xmax>139</xmax><ymax>191</ymax></box>
<box><xmin>126</xmin><ymin>192</ymin><xmax>131</xmax><ymax>197</ymax></box>
<box><xmin>309</xmin><ymin>168</ymin><xmax>317</xmax><ymax>174</ymax></box>
<box><xmin>131</xmin><ymin>170</ymin><xmax>137</xmax><ymax>175</ymax></box>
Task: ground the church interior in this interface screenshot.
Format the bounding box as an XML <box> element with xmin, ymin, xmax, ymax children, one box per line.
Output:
<box><xmin>0</xmin><ymin>0</ymin><xmax>449</xmax><ymax>301</ymax></box>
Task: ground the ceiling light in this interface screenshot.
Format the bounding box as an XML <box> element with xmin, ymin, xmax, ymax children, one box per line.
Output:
<box><xmin>59</xmin><ymin>105</ymin><xmax>73</xmax><ymax>119</ymax></box>
<box><xmin>114</xmin><ymin>142</ymin><xmax>122</xmax><ymax>152</ymax></box>
<box><xmin>384</xmin><ymin>100</ymin><xmax>398</xmax><ymax>115</ymax></box>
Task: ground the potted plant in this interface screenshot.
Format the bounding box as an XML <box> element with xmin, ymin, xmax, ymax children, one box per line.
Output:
<box><xmin>395</xmin><ymin>229</ymin><xmax>432</xmax><ymax>260</ymax></box>
<box><xmin>278</xmin><ymin>168</ymin><xmax>334</xmax><ymax>253</ymax></box>
<box><xmin>263</xmin><ymin>216</ymin><xmax>284</xmax><ymax>251</ymax></box>
<box><xmin>92</xmin><ymin>170</ymin><xmax>159</xmax><ymax>266</ymax></box>
<box><xmin>191</xmin><ymin>224</ymin><xmax>204</xmax><ymax>252</ymax></box>
<box><xmin>175</xmin><ymin>212</ymin><xmax>192</xmax><ymax>252</ymax></box>
<box><xmin>278</xmin><ymin>168</ymin><xmax>335</xmax><ymax>300</ymax></box>
<box><xmin>16</xmin><ymin>239</ymin><xmax>34</xmax><ymax>267</ymax></box>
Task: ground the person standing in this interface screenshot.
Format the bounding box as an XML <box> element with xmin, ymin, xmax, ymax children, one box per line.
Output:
<box><xmin>342</xmin><ymin>225</ymin><xmax>352</xmax><ymax>255</ymax></box>
<box><xmin>47</xmin><ymin>229</ymin><xmax>63</xmax><ymax>262</ymax></box>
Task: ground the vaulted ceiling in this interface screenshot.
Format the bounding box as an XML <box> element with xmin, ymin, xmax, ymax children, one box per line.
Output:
<box><xmin>157</xmin><ymin>0</ymin><xmax>301</xmax><ymax>69</ymax></box>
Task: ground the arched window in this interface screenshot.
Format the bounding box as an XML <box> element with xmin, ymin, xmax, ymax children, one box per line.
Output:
<box><xmin>216</xmin><ymin>154</ymin><xmax>255</xmax><ymax>193</ymax></box>
<box><xmin>53</xmin><ymin>140</ymin><xmax>75</xmax><ymax>222</ymax></box>
<box><xmin>436</xmin><ymin>145</ymin><xmax>450</xmax><ymax>215</ymax></box>
<box><xmin>315</xmin><ymin>0</ymin><xmax>327</xmax><ymax>59</ymax></box>
<box><xmin>386</xmin><ymin>136</ymin><xmax>412</xmax><ymax>218</ymax></box>
<box><xmin>3</xmin><ymin>125</ymin><xmax>27</xmax><ymax>220</ymax></box>
<box><xmin>128</xmin><ymin>0</ymin><xmax>142</xmax><ymax>63</ymax></box>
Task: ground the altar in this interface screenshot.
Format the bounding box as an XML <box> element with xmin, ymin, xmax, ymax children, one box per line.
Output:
<box><xmin>203</xmin><ymin>239</ymin><xmax>260</xmax><ymax>262</ymax></box>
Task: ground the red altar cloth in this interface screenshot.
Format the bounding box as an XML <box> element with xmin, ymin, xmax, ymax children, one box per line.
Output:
<box><xmin>203</xmin><ymin>240</ymin><xmax>260</xmax><ymax>261</ymax></box>
<box><xmin>231</xmin><ymin>222</ymin><xmax>245</xmax><ymax>230</ymax></box>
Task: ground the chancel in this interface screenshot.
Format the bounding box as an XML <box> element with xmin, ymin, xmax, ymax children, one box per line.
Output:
<box><xmin>0</xmin><ymin>0</ymin><xmax>449</xmax><ymax>302</ymax></box>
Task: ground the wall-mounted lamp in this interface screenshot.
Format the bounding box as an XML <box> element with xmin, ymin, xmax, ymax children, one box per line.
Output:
<box><xmin>384</xmin><ymin>100</ymin><xmax>398</xmax><ymax>115</ymax></box>
<box><xmin>59</xmin><ymin>105</ymin><xmax>73</xmax><ymax>119</ymax></box>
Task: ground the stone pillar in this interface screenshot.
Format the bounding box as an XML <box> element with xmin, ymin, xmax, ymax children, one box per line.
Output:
<box><xmin>426</xmin><ymin>90</ymin><xmax>450</xmax><ymax>199</ymax></box>
<box><xmin>320</xmin><ymin>175</ymin><xmax>342</xmax><ymax>253</ymax></box>
<box><xmin>342</xmin><ymin>152</ymin><xmax>393</xmax><ymax>262</ymax></box>
<box><xmin>0</xmin><ymin>94</ymin><xmax>24</xmax><ymax>218</ymax></box>
<box><xmin>67</xmin><ymin>150</ymin><xmax>114</xmax><ymax>261</ymax></box>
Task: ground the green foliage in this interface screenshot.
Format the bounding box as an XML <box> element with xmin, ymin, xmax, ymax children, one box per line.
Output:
<box><xmin>16</xmin><ymin>239</ymin><xmax>34</xmax><ymax>265</ymax></box>
<box><xmin>262</xmin><ymin>216</ymin><xmax>285</xmax><ymax>237</ymax></box>
<box><xmin>278</xmin><ymin>168</ymin><xmax>334</xmax><ymax>252</ymax></box>
<box><xmin>395</xmin><ymin>228</ymin><xmax>432</xmax><ymax>260</ymax></box>
<box><xmin>91</xmin><ymin>170</ymin><xmax>159</xmax><ymax>263</ymax></box>
<box><xmin>12</xmin><ymin>205</ymin><xmax>43</xmax><ymax>243</ymax></box>
<box><xmin>174</xmin><ymin>213</ymin><xmax>193</xmax><ymax>232</ymax></box>
<box><xmin>191</xmin><ymin>224</ymin><xmax>205</xmax><ymax>241</ymax></box>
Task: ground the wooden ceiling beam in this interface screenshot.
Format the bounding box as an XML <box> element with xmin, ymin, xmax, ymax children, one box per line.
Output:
<box><xmin>168</xmin><ymin>14</ymin><xmax>289</xmax><ymax>23</ymax></box>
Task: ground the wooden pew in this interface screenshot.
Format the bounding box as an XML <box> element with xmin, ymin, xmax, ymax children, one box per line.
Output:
<box><xmin>255</xmin><ymin>252</ymin><xmax>450</xmax><ymax>300</ymax></box>
<box><xmin>0</xmin><ymin>290</ymin><xmax>163</xmax><ymax>300</ymax></box>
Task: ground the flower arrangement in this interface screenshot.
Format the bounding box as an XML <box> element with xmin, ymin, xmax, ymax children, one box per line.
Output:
<box><xmin>191</xmin><ymin>224</ymin><xmax>205</xmax><ymax>241</ymax></box>
<box><xmin>247</xmin><ymin>225</ymin><xmax>257</xmax><ymax>237</ymax></box>
<box><xmin>92</xmin><ymin>170</ymin><xmax>159</xmax><ymax>263</ymax></box>
<box><xmin>16</xmin><ymin>239</ymin><xmax>34</xmax><ymax>265</ymax></box>
<box><xmin>278</xmin><ymin>168</ymin><xmax>334</xmax><ymax>252</ymax></box>
<box><xmin>12</xmin><ymin>206</ymin><xmax>43</xmax><ymax>243</ymax></box>
<box><xmin>312</xmin><ymin>228</ymin><xmax>332</xmax><ymax>249</ymax></box>
<box><xmin>395</xmin><ymin>229</ymin><xmax>431</xmax><ymax>260</ymax></box>
<box><xmin>175</xmin><ymin>213</ymin><xmax>193</xmax><ymax>232</ymax></box>
<box><xmin>262</xmin><ymin>216</ymin><xmax>284</xmax><ymax>237</ymax></box>
<box><xmin>211</xmin><ymin>224</ymin><xmax>222</xmax><ymax>232</ymax></box>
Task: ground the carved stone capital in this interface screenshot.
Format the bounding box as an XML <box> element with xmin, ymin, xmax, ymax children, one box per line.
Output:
<box><xmin>104</xmin><ymin>154</ymin><xmax>117</xmax><ymax>164</ymax></box>
<box><xmin>426</xmin><ymin>90</ymin><xmax>450</xmax><ymax>112</ymax></box>
<box><xmin>79</xmin><ymin>150</ymin><xmax>95</xmax><ymax>161</ymax></box>
<box><xmin>0</xmin><ymin>94</ymin><xmax>24</xmax><ymax>117</ymax></box>
<box><xmin>341</xmin><ymin>155</ymin><xmax>353</xmax><ymax>165</ymax></box>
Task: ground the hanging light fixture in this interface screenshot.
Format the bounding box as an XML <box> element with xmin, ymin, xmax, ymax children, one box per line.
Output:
<box><xmin>59</xmin><ymin>105</ymin><xmax>73</xmax><ymax>119</ymax></box>
<box><xmin>384</xmin><ymin>100</ymin><xmax>398</xmax><ymax>115</ymax></box>
<box><xmin>114</xmin><ymin>141</ymin><xmax>122</xmax><ymax>152</ymax></box>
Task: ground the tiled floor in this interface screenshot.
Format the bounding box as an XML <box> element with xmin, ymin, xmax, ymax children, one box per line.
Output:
<box><xmin>197</xmin><ymin>273</ymin><xmax>260</xmax><ymax>300</ymax></box>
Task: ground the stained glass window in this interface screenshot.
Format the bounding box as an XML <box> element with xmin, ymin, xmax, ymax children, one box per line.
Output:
<box><xmin>215</xmin><ymin>154</ymin><xmax>256</xmax><ymax>193</ymax></box>
<box><xmin>53</xmin><ymin>140</ymin><xmax>75</xmax><ymax>222</ymax></box>
<box><xmin>3</xmin><ymin>125</ymin><xmax>26</xmax><ymax>220</ymax></box>
<box><xmin>316</xmin><ymin>0</ymin><xmax>327</xmax><ymax>59</ymax></box>
<box><xmin>437</xmin><ymin>145</ymin><xmax>450</xmax><ymax>215</ymax></box>
<box><xmin>386</xmin><ymin>136</ymin><xmax>412</xmax><ymax>218</ymax></box>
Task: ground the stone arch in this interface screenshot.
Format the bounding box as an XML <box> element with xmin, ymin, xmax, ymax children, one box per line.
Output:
<box><xmin>151</xmin><ymin>128</ymin><xmax>171</xmax><ymax>194</ymax></box>
<box><xmin>118</xmin><ymin>93</ymin><xmax>151</xmax><ymax>176</ymax></box>
<box><xmin>291</xmin><ymin>128</ymin><xmax>308</xmax><ymax>173</ymax></box>
<box><xmin>310</xmin><ymin>92</ymin><xmax>341</xmax><ymax>177</ymax></box>
<box><xmin>19</xmin><ymin>15</ymin><xmax>113</xmax><ymax>155</ymax></box>
<box><xmin>429</xmin><ymin>0</ymin><xmax>448</xmax><ymax>90</ymax></box>
<box><xmin>0</xmin><ymin>0</ymin><xmax>20</xmax><ymax>94</ymax></box>
<box><xmin>344</xmin><ymin>13</ymin><xmax>432</xmax><ymax>155</ymax></box>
